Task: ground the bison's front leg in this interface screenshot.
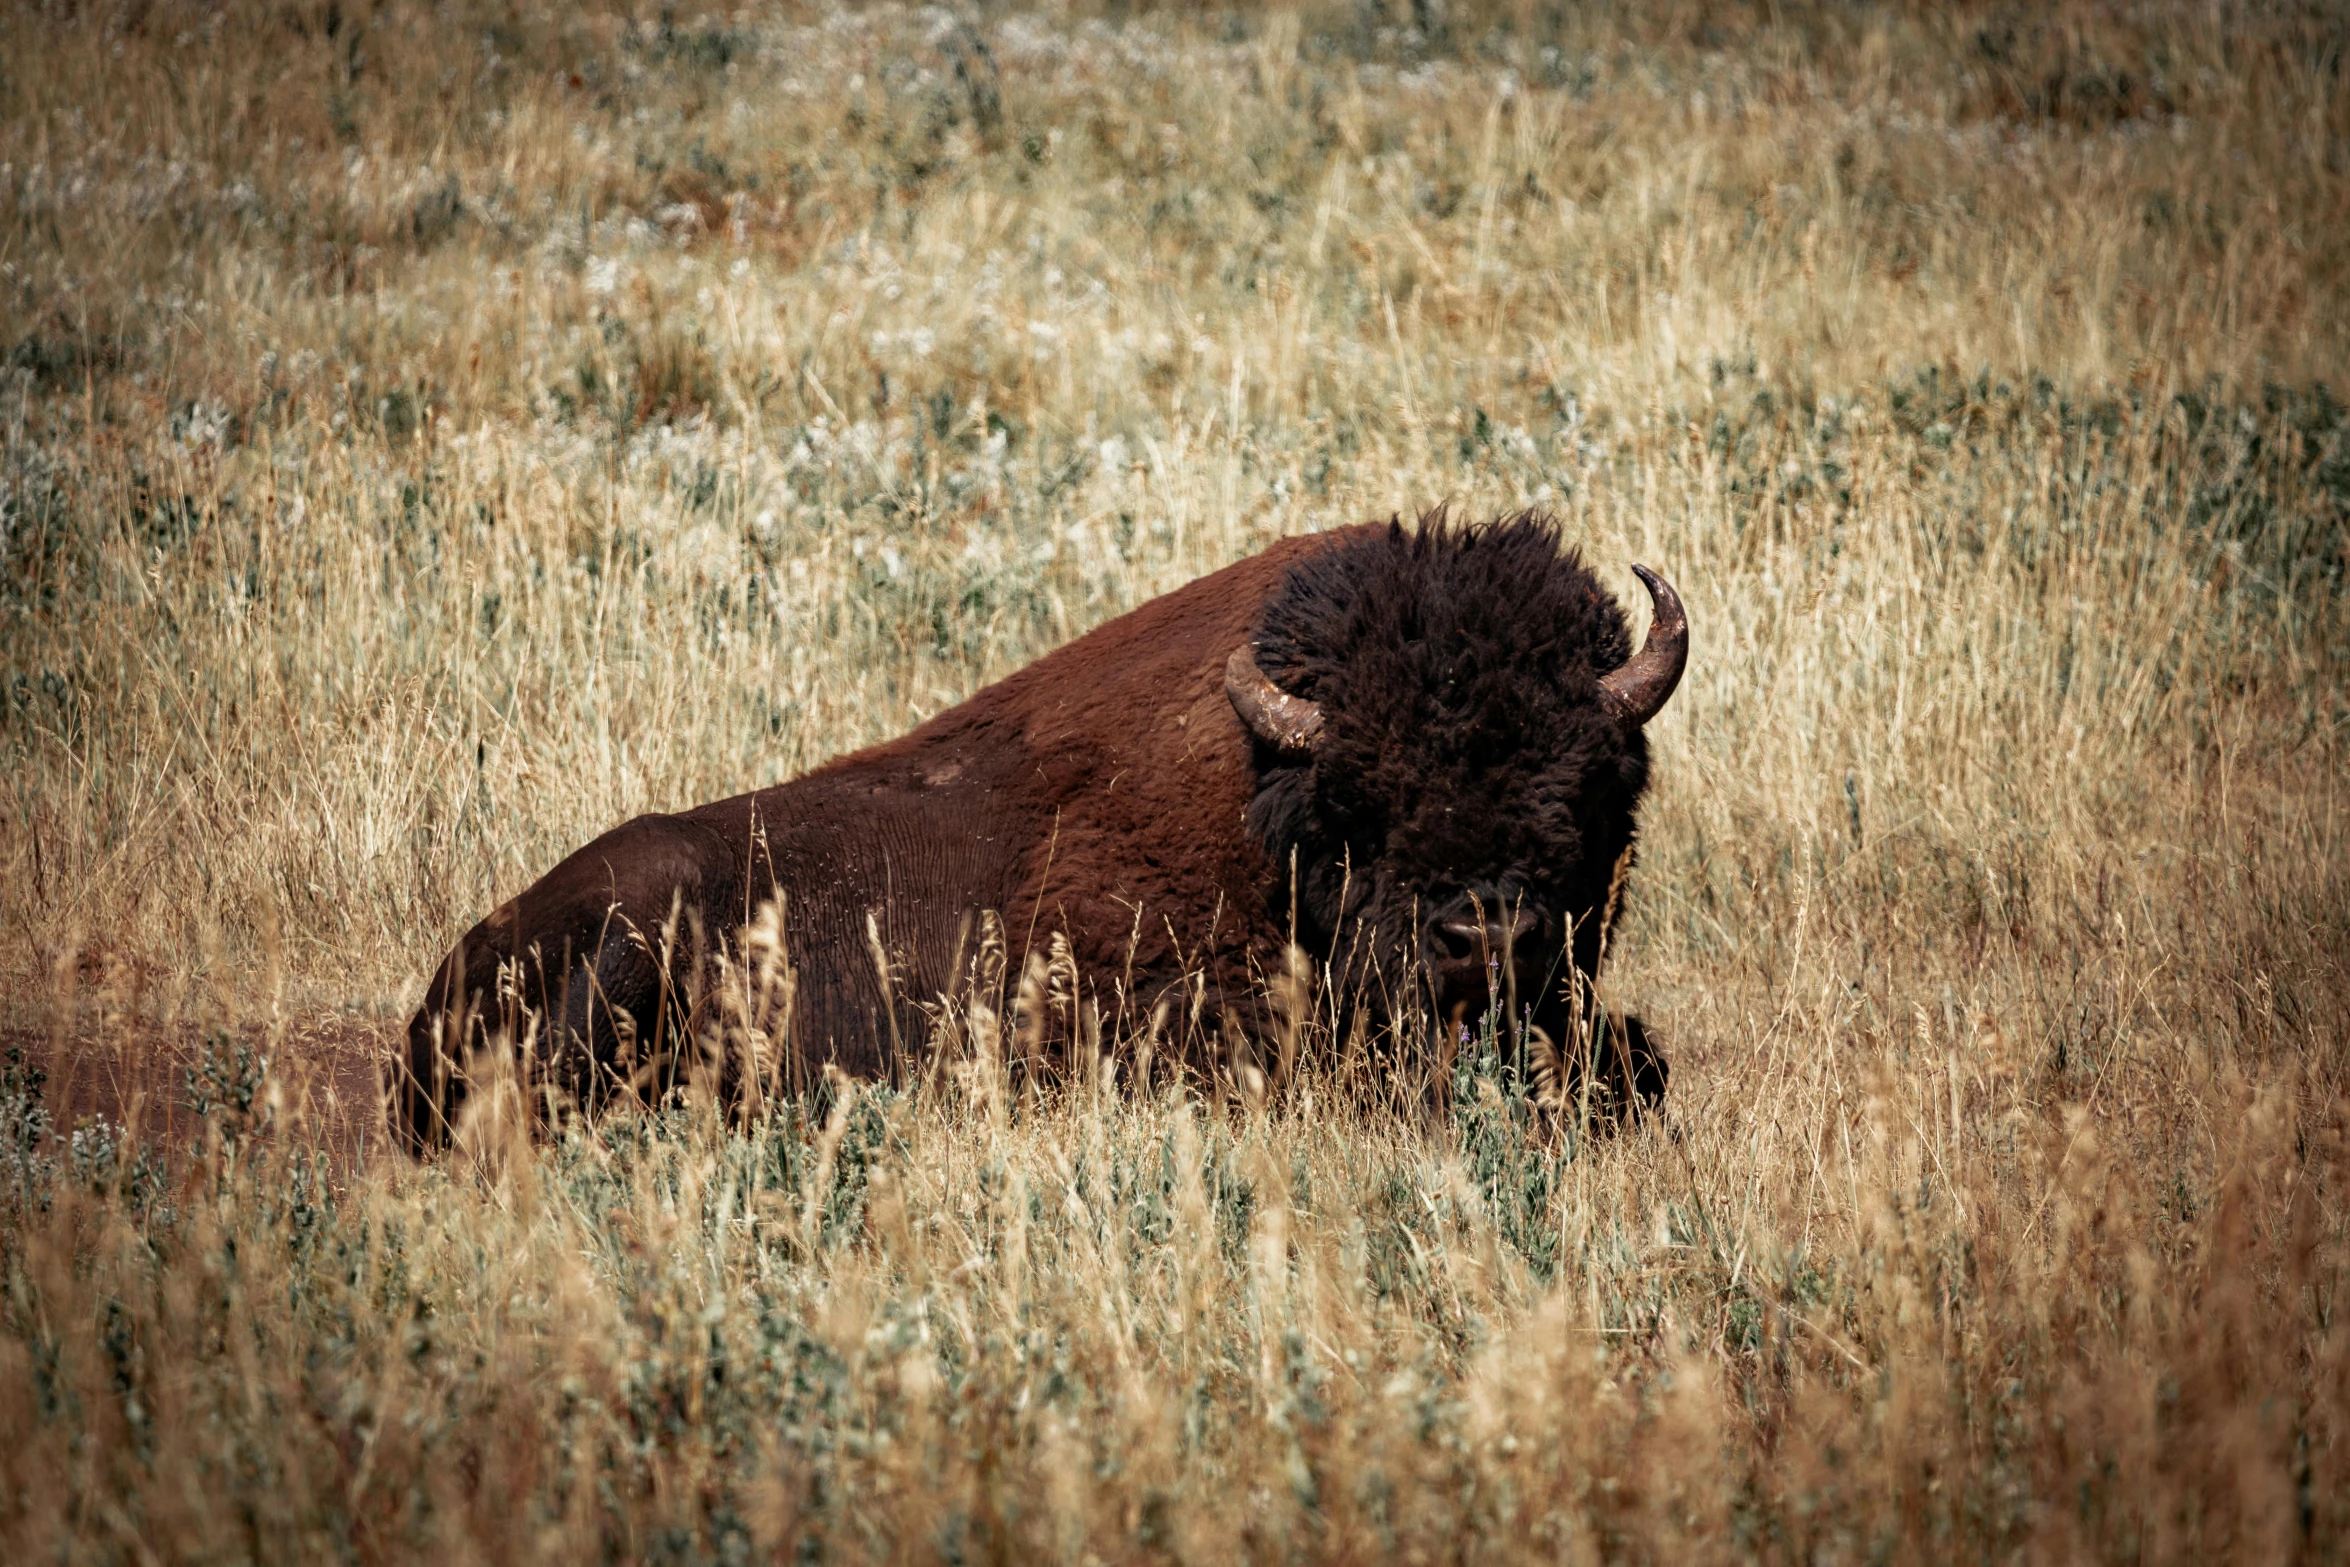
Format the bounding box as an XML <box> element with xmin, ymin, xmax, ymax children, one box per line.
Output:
<box><xmin>1527</xmin><ymin>992</ymin><xmax>1668</xmax><ymax>1129</ymax></box>
<box><xmin>1598</xmin><ymin>1009</ymin><xmax>1668</xmax><ymax>1119</ymax></box>
<box><xmin>399</xmin><ymin>814</ymin><xmax>738</xmax><ymax>1152</ymax></box>
<box><xmin>1552</xmin><ymin>904</ymin><xmax>1668</xmax><ymax>1124</ymax></box>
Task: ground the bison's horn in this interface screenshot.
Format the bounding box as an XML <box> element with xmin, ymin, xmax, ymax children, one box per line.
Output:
<box><xmin>1225</xmin><ymin>644</ymin><xmax>1325</xmax><ymax>754</ymax></box>
<box><xmin>1596</xmin><ymin>564</ymin><xmax>1688</xmax><ymax>730</ymax></box>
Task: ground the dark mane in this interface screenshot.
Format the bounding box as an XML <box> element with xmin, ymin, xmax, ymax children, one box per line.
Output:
<box><xmin>1243</xmin><ymin>511</ymin><xmax>1652</xmax><ymax>947</ymax></box>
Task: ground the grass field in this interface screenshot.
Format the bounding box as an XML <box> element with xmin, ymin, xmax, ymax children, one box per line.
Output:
<box><xmin>3</xmin><ymin>0</ymin><xmax>2348</xmax><ymax>1559</ymax></box>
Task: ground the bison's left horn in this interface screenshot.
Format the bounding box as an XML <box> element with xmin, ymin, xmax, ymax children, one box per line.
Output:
<box><xmin>1225</xmin><ymin>644</ymin><xmax>1325</xmax><ymax>754</ymax></box>
<box><xmin>1597</xmin><ymin>564</ymin><xmax>1688</xmax><ymax>730</ymax></box>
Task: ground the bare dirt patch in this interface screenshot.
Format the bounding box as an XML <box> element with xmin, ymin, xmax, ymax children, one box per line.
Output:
<box><xmin>8</xmin><ymin>1014</ymin><xmax>400</xmax><ymax>1172</ymax></box>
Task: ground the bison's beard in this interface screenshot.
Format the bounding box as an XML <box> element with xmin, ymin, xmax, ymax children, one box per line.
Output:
<box><xmin>1288</xmin><ymin>877</ymin><xmax>1666</xmax><ymax>1124</ymax></box>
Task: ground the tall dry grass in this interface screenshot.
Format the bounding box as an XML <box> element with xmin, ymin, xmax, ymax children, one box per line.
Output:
<box><xmin>1</xmin><ymin>1</ymin><xmax>2346</xmax><ymax>1559</ymax></box>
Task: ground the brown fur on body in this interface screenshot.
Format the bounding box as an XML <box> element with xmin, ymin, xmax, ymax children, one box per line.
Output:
<box><xmin>401</xmin><ymin>529</ymin><xmax>1346</xmax><ymax>1148</ymax></box>
<box><xmin>402</xmin><ymin>514</ymin><xmax>1673</xmax><ymax>1150</ymax></box>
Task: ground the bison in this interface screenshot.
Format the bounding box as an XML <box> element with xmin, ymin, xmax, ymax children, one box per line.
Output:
<box><xmin>400</xmin><ymin>511</ymin><xmax>1686</xmax><ymax>1149</ymax></box>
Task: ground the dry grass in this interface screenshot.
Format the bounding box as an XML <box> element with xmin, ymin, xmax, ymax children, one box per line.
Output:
<box><xmin>2</xmin><ymin>0</ymin><xmax>2347</xmax><ymax>1559</ymax></box>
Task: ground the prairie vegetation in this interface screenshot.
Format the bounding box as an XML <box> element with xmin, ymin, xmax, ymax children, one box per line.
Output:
<box><xmin>3</xmin><ymin>0</ymin><xmax>2347</xmax><ymax>1559</ymax></box>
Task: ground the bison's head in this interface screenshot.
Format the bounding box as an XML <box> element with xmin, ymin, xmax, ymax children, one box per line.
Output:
<box><xmin>1227</xmin><ymin>513</ymin><xmax>1686</xmax><ymax>1041</ymax></box>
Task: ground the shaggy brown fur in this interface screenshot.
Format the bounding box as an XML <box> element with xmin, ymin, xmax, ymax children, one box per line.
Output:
<box><xmin>1244</xmin><ymin>515</ymin><xmax>1664</xmax><ymax>1094</ymax></box>
<box><xmin>401</xmin><ymin>513</ymin><xmax>1674</xmax><ymax>1149</ymax></box>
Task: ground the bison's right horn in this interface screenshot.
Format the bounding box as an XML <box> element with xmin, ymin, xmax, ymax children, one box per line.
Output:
<box><xmin>1596</xmin><ymin>564</ymin><xmax>1688</xmax><ymax>730</ymax></box>
<box><xmin>1225</xmin><ymin>644</ymin><xmax>1325</xmax><ymax>755</ymax></box>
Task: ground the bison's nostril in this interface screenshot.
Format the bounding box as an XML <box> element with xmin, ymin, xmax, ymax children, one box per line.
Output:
<box><xmin>1434</xmin><ymin>919</ymin><xmax>1484</xmax><ymax>961</ymax></box>
<box><xmin>1435</xmin><ymin>911</ymin><xmax>1541</xmax><ymax>963</ymax></box>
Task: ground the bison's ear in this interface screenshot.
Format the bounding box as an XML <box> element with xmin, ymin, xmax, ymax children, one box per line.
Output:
<box><xmin>1225</xmin><ymin>644</ymin><xmax>1325</xmax><ymax>755</ymax></box>
<box><xmin>1596</xmin><ymin>564</ymin><xmax>1688</xmax><ymax>730</ymax></box>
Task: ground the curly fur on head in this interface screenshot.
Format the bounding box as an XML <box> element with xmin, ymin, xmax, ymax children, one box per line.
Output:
<box><xmin>1242</xmin><ymin>510</ymin><xmax>1654</xmax><ymax>967</ymax></box>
